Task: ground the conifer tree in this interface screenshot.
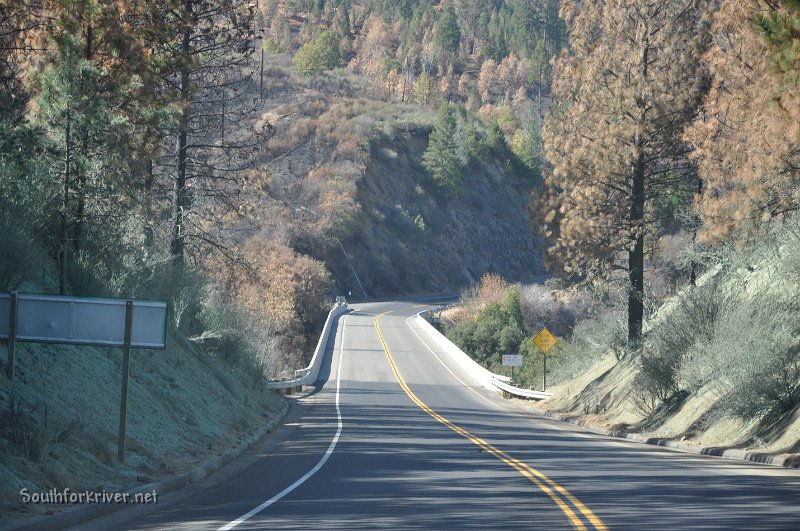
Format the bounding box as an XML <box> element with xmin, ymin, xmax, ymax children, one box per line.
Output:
<box><xmin>423</xmin><ymin>104</ymin><xmax>464</xmax><ymax>195</ymax></box>
<box><xmin>685</xmin><ymin>0</ymin><xmax>800</xmax><ymax>242</ymax></box>
<box><xmin>153</xmin><ymin>0</ymin><xmax>273</xmax><ymax>268</ymax></box>
<box><xmin>540</xmin><ymin>0</ymin><xmax>709</xmax><ymax>346</ymax></box>
<box><xmin>293</xmin><ymin>30</ymin><xmax>343</xmax><ymax>75</ymax></box>
<box><xmin>434</xmin><ymin>2</ymin><xmax>461</xmax><ymax>57</ymax></box>
<box><xmin>30</xmin><ymin>0</ymin><xmax>163</xmax><ymax>294</ymax></box>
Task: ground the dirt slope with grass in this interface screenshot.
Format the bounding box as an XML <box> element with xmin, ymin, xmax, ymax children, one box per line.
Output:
<box><xmin>0</xmin><ymin>283</ymin><xmax>285</xmax><ymax>527</ymax></box>
<box><xmin>535</xmin><ymin>229</ymin><xmax>800</xmax><ymax>461</ymax></box>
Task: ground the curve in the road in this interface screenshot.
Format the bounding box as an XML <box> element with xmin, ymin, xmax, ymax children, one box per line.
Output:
<box><xmin>218</xmin><ymin>315</ymin><xmax>350</xmax><ymax>531</ymax></box>
<box><xmin>374</xmin><ymin>311</ymin><xmax>608</xmax><ymax>531</ymax></box>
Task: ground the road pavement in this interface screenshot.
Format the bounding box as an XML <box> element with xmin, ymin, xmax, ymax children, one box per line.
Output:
<box><xmin>77</xmin><ymin>300</ymin><xmax>800</xmax><ymax>530</ymax></box>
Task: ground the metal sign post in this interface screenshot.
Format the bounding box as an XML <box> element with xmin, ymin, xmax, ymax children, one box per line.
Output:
<box><xmin>543</xmin><ymin>351</ymin><xmax>546</xmax><ymax>391</ymax></box>
<box><xmin>118</xmin><ymin>301</ymin><xmax>133</xmax><ymax>463</ymax></box>
<box><xmin>5</xmin><ymin>292</ymin><xmax>17</xmax><ymax>381</ymax></box>
<box><xmin>1</xmin><ymin>292</ymin><xmax>166</xmax><ymax>464</ymax></box>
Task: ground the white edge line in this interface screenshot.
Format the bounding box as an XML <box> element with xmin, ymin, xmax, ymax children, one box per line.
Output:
<box><xmin>404</xmin><ymin>314</ymin><xmax>498</xmax><ymax>408</ymax></box>
<box><xmin>218</xmin><ymin>315</ymin><xmax>347</xmax><ymax>530</ymax></box>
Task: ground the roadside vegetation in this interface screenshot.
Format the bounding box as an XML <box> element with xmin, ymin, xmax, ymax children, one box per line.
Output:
<box><xmin>440</xmin><ymin>273</ymin><xmax>609</xmax><ymax>390</ymax></box>
<box><xmin>442</xmin><ymin>0</ymin><xmax>800</xmax><ymax>456</ymax></box>
<box><xmin>3</xmin><ymin>0</ymin><xmax>798</xmax><ymax>522</ymax></box>
<box><xmin>1</xmin><ymin>0</ymin><xmax>555</xmax><ymax>520</ymax></box>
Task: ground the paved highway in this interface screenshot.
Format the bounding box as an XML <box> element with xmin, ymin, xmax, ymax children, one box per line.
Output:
<box><xmin>81</xmin><ymin>300</ymin><xmax>800</xmax><ymax>530</ymax></box>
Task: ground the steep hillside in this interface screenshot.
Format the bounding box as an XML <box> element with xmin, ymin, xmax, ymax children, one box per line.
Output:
<box><xmin>335</xmin><ymin>129</ymin><xmax>543</xmax><ymax>296</ymax></box>
<box><xmin>252</xmin><ymin>58</ymin><xmax>544</xmax><ymax>298</ymax></box>
<box><xmin>536</xmin><ymin>226</ymin><xmax>800</xmax><ymax>460</ymax></box>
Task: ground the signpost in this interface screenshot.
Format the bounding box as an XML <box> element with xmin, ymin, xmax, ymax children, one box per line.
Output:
<box><xmin>4</xmin><ymin>292</ymin><xmax>17</xmax><ymax>381</ymax></box>
<box><xmin>1</xmin><ymin>292</ymin><xmax>167</xmax><ymax>463</ymax></box>
<box><xmin>533</xmin><ymin>327</ymin><xmax>557</xmax><ymax>391</ymax></box>
<box><xmin>502</xmin><ymin>354</ymin><xmax>523</xmax><ymax>381</ymax></box>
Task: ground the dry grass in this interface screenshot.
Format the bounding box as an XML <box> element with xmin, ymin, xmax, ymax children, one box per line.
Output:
<box><xmin>535</xmin><ymin>219</ymin><xmax>800</xmax><ymax>456</ymax></box>
<box><xmin>0</xmin><ymin>320</ymin><xmax>285</xmax><ymax>526</ymax></box>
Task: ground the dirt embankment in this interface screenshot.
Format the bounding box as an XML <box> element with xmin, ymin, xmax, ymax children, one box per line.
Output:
<box><xmin>1</xmin><ymin>332</ymin><xmax>285</xmax><ymax>526</ymax></box>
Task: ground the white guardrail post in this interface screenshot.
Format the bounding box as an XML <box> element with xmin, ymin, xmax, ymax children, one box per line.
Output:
<box><xmin>265</xmin><ymin>302</ymin><xmax>350</xmax><ymax>391</ymax></box>
<box><xmin>414</xmin><ymin>310</ymin><xmax>552</xmax><ymax>401</ymax></box>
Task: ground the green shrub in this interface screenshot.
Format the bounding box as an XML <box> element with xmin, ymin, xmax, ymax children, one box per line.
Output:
<box><xmin>446</xmin><ymin>288</ymin><xmax>529</xmax><ymax>369</ymax></box>
<box><xmin>293</xmin><ymin>31</ymin><xmax>343</xmax><ymax>75</ymax></box>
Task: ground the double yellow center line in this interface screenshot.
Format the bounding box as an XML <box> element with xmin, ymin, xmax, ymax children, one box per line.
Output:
<box><xmin>374</xmin><ymin>312</ymin><xmax>607</xmax><ymax>531</ymax></box>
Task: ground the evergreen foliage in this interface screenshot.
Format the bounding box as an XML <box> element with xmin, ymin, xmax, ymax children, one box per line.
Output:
<box><xmin>423</xmin><ymin>104</ymin><xmax>464</xmax><ymax>195</ymax></box>
<box><xmin>422</xmin><ymin>104</ymin><xmax>497</xmax><ymax>195</ymax></box>
<box><xmin>434</xmin><ymin>3</ymin><xmax>462</xmax><ymax>55</ymax></box>
<box><xmin>293</xmin><ymin>30</ymin><xmax>343</xmax><ymax>75</ymax></box>
<box><xmin>755</xmin><ymin>1</ymin><xmax>800</xmax><ymax>90</ymax></box>
<box><xmin>447</xmin><ymin>288</ymin><xmax>530</xmax><ymax>367</ymax></box>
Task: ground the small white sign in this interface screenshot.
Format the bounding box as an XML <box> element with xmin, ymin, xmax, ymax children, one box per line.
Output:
<box><xmin>502</xmin><ymin>354</ymin><xmax>523</xmax><ymax>367</ymax></box>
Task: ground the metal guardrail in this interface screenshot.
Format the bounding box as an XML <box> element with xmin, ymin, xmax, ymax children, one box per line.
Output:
<box><xmin>416</xmin><ymin>310</ymin><xmax>550</xmax><ymax>401</ymax></box>
<box><xmin>491</xmin><ymin>378</ymin><xmax>552</xmax><ymax>400</ymax></box>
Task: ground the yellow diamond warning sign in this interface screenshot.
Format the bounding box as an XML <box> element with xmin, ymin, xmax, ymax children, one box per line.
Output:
<box><xmin>533</xmin><ymin>327</ymin><xmax>557</xmax><ymax>353</ymax></box>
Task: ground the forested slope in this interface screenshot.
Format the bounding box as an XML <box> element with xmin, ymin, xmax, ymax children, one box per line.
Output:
<box><xmin>441</xmin><ymin>0</ymin><xmax>800</xmax><ymax>462</ymax></box>
<box><xmin>1</xmin><ymin>0</ymin><xmax>556</xmax><ymax>520</ymax></box>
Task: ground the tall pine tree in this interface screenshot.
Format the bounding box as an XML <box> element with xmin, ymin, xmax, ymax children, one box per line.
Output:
<box><xmin>540</xmin><ymin>0</ymin><xmax>709</xmax><ymax>346</ymax></box>
<box><xmin>152</xmin><ymin>0</ymin><xmax>273</xmax><ymax>268</ymax></box>
<box><xmin>423</xmin><ymin>104</ymin><xmax>464</xmax><ymax>195</ymax></box>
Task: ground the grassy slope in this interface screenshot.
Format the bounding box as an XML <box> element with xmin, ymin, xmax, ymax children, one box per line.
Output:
<box><xmin>0</xmin><ymin>286</ymin><xmax>285</xmax><ymax>524</ymax></box>
<box><xmin>539</xmin><ymin>257</ymin><xmax>800</xmax><ymax>457</ymax></box>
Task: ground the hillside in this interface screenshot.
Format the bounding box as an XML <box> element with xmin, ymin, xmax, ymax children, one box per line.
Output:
<box><xmin>536</xmin><ymin>224</ymin><xmax>800</xmax><ymax>458</ymax></box>
<box><xmin>439</xmin><ymin>222</ymin><xmax>800</xmax><ymax>462</ymax></box>
<box><xmin>253</xmin><ymin>61</ymin><xmax>544</xmax><ymax>297</ymax></box>
<box><xmin>347</xmin><ymin>131</ymin><xmax>542</xmax><ymax>295</ymax></box>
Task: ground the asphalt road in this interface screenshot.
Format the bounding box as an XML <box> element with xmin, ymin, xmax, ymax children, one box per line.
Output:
<box><xmin>79</xmin><ymin>300</ymin><xmax>800</xmax><ymax>530</ymax></box>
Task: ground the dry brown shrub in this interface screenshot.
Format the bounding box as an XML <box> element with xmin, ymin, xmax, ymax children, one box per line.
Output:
<box><xmin>211</xmin><ymin>240</ymin><xmax>329</xmax><ymax>341</ymax></box>
<box><xmin>315</xmin><ymin>104</ymin><xmax>347</xmax><ymax>136</ymax></box>
<box><xmin>477</xmin><ymin>273</ymin><xmax>509</xmax><ymax>305</ymax></box>
<box><xmin>442</xmin><ymin>305</ymin><xmax>472</xmax><ymax>326</ymax></box>
<box><xmin>460</xmin><ymin>273</ymin><xmax>510</xmax><ymax>316</ymax></box>
<box><xmin>304</xmin><ymin>97</ymin><xmax>329</xmax><ymax>117</ymax></box>
<box><xmin>308</xmin><ymin>165</ymin><xmax>337</xmax><ymax>185</ymax></box>
<box><xmin>288</xmin><ymin>117</ymin><xmax>316</xmax><ymax>142</ymax></box>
